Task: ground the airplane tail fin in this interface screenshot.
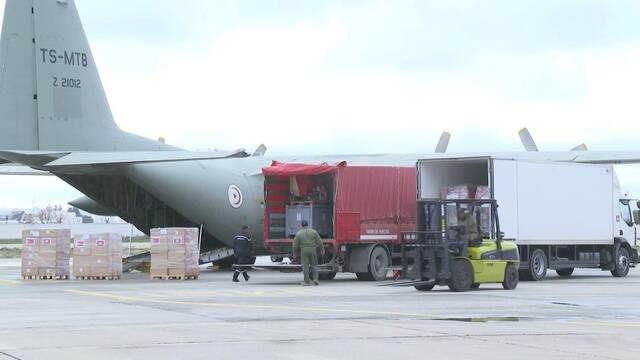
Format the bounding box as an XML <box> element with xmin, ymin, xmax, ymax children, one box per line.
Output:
<box><xmin>0</xmin><ymin>0</ymin><xmax>173</xmax><ymax>151</ymax></box>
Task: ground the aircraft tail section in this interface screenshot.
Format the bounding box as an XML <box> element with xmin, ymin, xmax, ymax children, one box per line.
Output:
<box><xmin>0</xmin><ymin>0</ymin><xmax>174</xmax><ymax>151</ymax></box>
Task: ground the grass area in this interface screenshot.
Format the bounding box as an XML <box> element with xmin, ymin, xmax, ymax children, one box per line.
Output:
<box><xmin>0</xmin><ymin>235</ymin><xmax>150</xmax><ymax>245</ymax></box>
<box><xmin>0</xmin><ymin>247</ymin><xmax>21</xmax><ymax>258</ymax></box>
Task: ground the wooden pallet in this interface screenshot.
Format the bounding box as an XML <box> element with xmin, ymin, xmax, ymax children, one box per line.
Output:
<box><xmin>22</xmin><ymin>275</ymin><xmax>69</xmax><ymax>280</ymax></box>
<box><xmin>152</xmin><ymin>275</ymin><xmax>199</xmax><ymax>280</ymax></box>
<box><xmin>75</xmin><ymin>275</ymin><xmax>121</xmax><ymax>280</ymax></box>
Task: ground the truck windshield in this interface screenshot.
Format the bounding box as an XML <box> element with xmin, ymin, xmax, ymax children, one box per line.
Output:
<box><xmin>619</xmin><ymin>200</ymin><xmax>633</xmax><ymax>227</ymax></box>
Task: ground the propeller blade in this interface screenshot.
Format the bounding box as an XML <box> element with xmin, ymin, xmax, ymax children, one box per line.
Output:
<box><xmin>434</xmin><ymin>131</ymin><xmax>451</xmax><ymax>153</ymax></box>
<box><xmin>518</xmin><ymin>128</ymin><xmax>539</xmax><ymax>152</ymax></box>
<box><xmin>571</xmin><ymin>143</ymin><xmax>588</xmax><ymax>151</ymax></box>
<box><xmin>252</xmin><ymin>144</ymin><xmax>267</xmax><ymax>157</ymax></box>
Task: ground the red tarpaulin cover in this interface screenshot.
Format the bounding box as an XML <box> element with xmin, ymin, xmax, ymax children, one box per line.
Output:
<box><xmin>262</xmin><ymin>161</ymin><xmax>347</xmax><ymax>176</ymax></box>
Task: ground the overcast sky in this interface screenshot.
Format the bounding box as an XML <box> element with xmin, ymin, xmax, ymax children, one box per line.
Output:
<box><xmin>2</xmin><ymin>0</ymin><xmax>640</xmax><ymax>208</ymax></box>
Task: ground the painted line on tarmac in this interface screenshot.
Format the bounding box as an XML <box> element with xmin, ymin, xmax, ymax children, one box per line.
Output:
<box><xmin>65</xmin><ymin>288</ymin><xmax>437</xmax><ymax>318</ymax></box>
<box><xmin>0</xmin><ymin>279</ymin><xmax>20</xmax><ymax>285</ymax></box>
<box><xmin>571</xmin><ymin>320</ymin><xmax>640</xmax><ymax>328</ymax></box>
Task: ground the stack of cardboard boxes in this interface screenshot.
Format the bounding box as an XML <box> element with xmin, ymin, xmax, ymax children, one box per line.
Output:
<box><xmin>150</xmin><ymin>227</ymin><xmax>200</xmax><ymax>280</ymax></box>
<box><xmin>21</xmin><ymin>229</ymin><xmax>71</xmax><ymax>279</ymax></box>
<box><xmin>440</xmin><ymin>185</ymin><xmax>491</xmax><ymax>200</ymax></box>
<box><xmin>73</xmin><ymin>233</ymin><xmax>123</xmax><ymax>279</ymax></box>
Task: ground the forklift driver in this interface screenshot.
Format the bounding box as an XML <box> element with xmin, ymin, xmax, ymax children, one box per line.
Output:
<box><xmin>457</xmin><ymin>207</ymin><xmax>481</xmax><ymax>246</ymax></box>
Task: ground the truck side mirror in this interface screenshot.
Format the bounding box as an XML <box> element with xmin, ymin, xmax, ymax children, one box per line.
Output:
<box><xmin>634</xmin><ymin>210</ymin><xmax>640</xmax><ymax>225</ymax></box>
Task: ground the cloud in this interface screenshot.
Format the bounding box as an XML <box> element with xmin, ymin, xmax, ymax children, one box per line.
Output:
<box><xmin>2</xmin><ymin>0</ymin><xmax>640</xmax><ymax>203</ymax></box>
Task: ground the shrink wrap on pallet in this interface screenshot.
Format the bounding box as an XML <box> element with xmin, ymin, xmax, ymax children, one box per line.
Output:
<box><xmin>21</xmin><ymin>229</ymin><xmax>71</xmax><ymax>279</ymax></box>
<box><xmin>150</xmin><ymin>228</ymin><xmax>200</xmax><ymax>279</ymax></box>
<box><xmin>72</xmin><ymin>233</ymin><xmax>123</xmax><ymax>279</ymax></box>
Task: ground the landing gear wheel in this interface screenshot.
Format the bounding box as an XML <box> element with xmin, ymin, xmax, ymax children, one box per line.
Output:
<box><xmin>556</xmin><ymin>268</ymin><xmax>574</xmax><ymax>277</ymax></box>
<box><xmin>318</xmin><ymin>272</ymin><xmax>337</xmax><ymax>281</ymax></box>
<box><xmin>270</xmin><ymin>256</ymin><xmax>284</xmax><ymax>263</ymax></box>
<box><xmin>522</xmin><ymin>249</ymin><xmax>547</xmax><ymax>281</ymax></box>
<box><xmin>502</xmin><ymin>263</ymin><xmax>519</xmax><ymax>290</ymax></box>
<box><xmin>415</xmin><ymin>284</ymin><xmax>435</xmax><ymax>291</ymax></box>
<box><xmin>611</xmin><ymin>246</ymin><xmax>630</xmax><ymax>278</ymax></box>
<box><xmin>357</xmin><ymin>246</ymin><xmax>390</xmax><ymax>281</ymax></box>
<box><xmin>470</xmin><ymin>283</ymin><xmax>480</xmax><ymax>289</ymax></box>
<box><xmin>448</xmin><ymin>259</ymin><xmax>473</xmax><ymax>292</ymax></box>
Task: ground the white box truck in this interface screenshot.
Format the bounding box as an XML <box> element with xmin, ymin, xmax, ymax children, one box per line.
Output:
<box><xmin>417</xmin><ymin>156</ymin><xmax>640</xmax><ymax>280</ymax></box>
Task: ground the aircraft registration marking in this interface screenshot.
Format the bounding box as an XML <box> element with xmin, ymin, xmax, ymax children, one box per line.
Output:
<box><xmin>39</xmin><ymin>48</ymin><xmax>88</xmax><ymax>67</ymax></box>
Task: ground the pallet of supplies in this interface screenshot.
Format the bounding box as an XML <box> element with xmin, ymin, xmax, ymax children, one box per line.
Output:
<box><xmin>21</xmin><ymin>229</ymin><xmax>71</xmax><ymax>280</ymax></box>
<box><xmin>150</xmin><ymin>227</ymin><xmax>200</xmax><ymax>280</ymax></box>
<box><xmin>73</xmin><ymin>233</ymin><xmax>123</xmax><ymax>280</ymax></box>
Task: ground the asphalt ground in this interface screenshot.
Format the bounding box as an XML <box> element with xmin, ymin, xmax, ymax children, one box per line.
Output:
<box><xmin>0</xmin><ymin>258</ymin><xmax>638</xmax><ymax>360</ymax></box>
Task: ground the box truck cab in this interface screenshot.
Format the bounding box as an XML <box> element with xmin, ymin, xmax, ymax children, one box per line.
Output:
<box><xmin>417</xmin><ymin>157</ymin><xmax>640</xmax><ymax>281</ymax></box>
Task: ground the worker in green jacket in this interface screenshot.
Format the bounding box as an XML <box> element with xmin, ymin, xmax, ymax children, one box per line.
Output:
<box><xmin>293</xmin><ymin>220</ymin><xmax>324</xmax><ymax>286</ymax></box>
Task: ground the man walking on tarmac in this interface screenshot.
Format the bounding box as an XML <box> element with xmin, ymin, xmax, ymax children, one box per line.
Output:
<box><xmin>232</xmin><ymin>225</ymin><xmax>253</xmax><ymax>282</ymax></box>
<box><xmin>293</xmin><ymin>220</ymin><xmax>324</xmax><ymax>286</ymax></box>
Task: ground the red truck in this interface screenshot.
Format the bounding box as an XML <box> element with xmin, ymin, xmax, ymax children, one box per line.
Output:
<box><xmin>262</xmin><ymin>161</ymin><xmax>416</xmax><ymax>280</ymax></box>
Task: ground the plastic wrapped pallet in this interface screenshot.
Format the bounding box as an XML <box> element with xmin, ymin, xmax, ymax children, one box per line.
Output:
<box><xmin>21</xmin><ymin>229</ymin><xmax>71</xmax><ymax>280</ymax></box>
<box><xmin>73</xmin><ymin>233</ymin><xmax>123</xmax><ymax>279</ymax></box>
<box><xmin>150</xmin><ymin>228</ymin><xmax>199</xmax><ymax>280</ymax></box>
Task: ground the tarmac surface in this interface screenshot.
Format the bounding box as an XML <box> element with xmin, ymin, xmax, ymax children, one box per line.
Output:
<box><xmin>1</xmin><ymin>258</ymin><xmax>638</xmax><ymax>360</ymax></box>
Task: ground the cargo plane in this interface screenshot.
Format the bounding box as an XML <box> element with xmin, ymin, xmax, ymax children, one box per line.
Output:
<box><xmin>2</xmin><ymin>0</ymin><xmax>640</xmax><ymax>271</ymax></box>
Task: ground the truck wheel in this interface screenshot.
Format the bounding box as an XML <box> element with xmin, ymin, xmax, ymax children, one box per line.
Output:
<box><xmin>523</xmin><ymin>249</ymin><xmax>547</xmax><ymax>281</ymax></box>
<box><xmin>556</xmin><ymin>268</ymin><xmax>574</xmax><ymax>277</ymax></box>
<box><xmin>368</xmin><ymin>246</ymin><xmax>390</xmax><ymax>281</ymax></box>
<box><xmin>502</xmin><ymin>263</ymin><xmax>518</xmax><ymax>290</ymax></box>
<box><xmin>611</xmin><ymin>246</ymin><xmax>630</xmax><ymax>278</ymax></box>
<box><xmin>448</xmin><ymin>259</ymin><xmax>473</xmax><ymax>292</ymax></box>
<box><xmin>415</xmin><ymin>284</ymin><xmax>435</xmax><ymax>291</ymax></box>
<box><xmin>270</xmin><ymin>256</ymin><xmax>284</xmax><ymax>263</ymax></box>
<box><xmin>319</xmin><ymin>272</ymin><xmax>337</xmax><ymax>280</ymax></box>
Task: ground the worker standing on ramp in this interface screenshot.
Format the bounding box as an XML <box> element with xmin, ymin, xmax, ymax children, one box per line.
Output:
<box><xmin>232</xmin><ymin>225</ymin><xmax>253</xmax><ymax>282</ymax></box>
<box><xmin>293</xmin><ymin>221</ymin><xmax>324</xmax><ymax>286</ymax></box>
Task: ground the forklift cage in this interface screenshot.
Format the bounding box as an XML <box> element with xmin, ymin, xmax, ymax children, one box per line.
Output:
<box><xmin>400</xmin><ymin>199</ymin><xmax>503</xmax><ymax>282</ymax></box>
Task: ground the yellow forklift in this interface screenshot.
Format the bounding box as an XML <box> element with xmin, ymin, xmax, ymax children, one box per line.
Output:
<box><xmin>398</xmin><ymin>199</ymin><xmax>519</xmax><ymax>292</ymax></box>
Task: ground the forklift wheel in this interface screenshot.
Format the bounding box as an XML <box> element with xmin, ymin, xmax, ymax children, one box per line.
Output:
<box><xmin>448</xmin><ymin>259</ymin><xmax>473</xmax><ymax>292</ymax></box>
<box><xmin>414</xmin><ymin>284</ymin><xmax>435</xmax><ymax>291</ymax></box>
<box><xmin>502</xmin><ymin>263</ymin><xmax>518</xmax><ymax>290</ymax></box>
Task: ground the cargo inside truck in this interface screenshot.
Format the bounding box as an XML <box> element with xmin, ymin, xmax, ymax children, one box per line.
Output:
<box><xmin>263</xmin><ymin>161</ymin><xmax>338</xmax><ymax>241</ymax></box>
<box><xmin>262</xmin><ymin>161</ymin><xmax>417</xmax><ymax>270</ymax></box>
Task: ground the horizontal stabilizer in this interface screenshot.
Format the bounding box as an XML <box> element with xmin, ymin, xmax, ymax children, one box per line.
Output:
<box><xmin>0</xmin><ymin>164</ymin><xmax>50</xmax><ymax>176</ymax></box>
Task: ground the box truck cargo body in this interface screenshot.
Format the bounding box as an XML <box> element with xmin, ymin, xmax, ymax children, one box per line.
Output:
<box><xmin>263</xmin><ymin>161</ymin><xmax>416</xmax><ymax>280</ymax></box>
<box><xmin>417</xmin><ymin>157</ymin><xmax>639</xmax><ymax>280</ymax></box>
